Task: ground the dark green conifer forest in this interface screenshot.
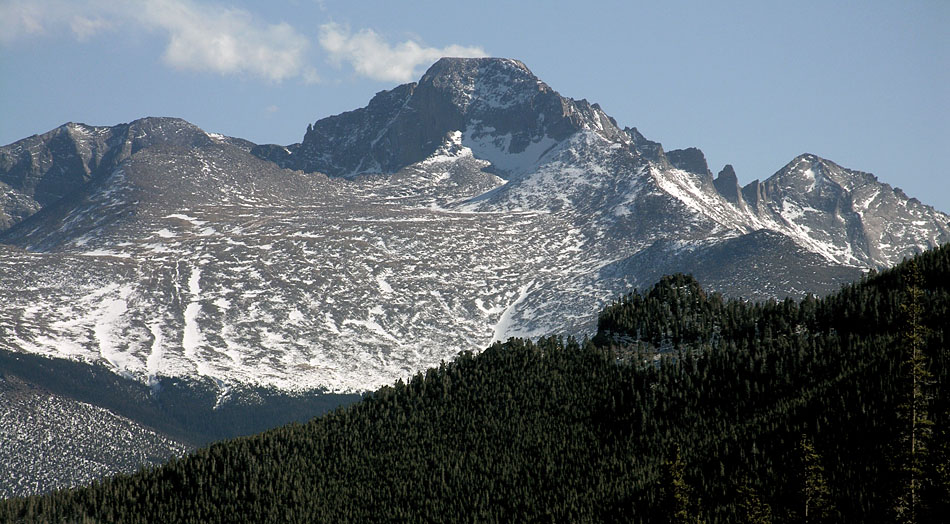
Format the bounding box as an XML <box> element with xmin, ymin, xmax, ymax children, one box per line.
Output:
<box><xmin>2</xmin><ymin>244</ymin><xmax>948</xmax><ymax>523</ymax></box>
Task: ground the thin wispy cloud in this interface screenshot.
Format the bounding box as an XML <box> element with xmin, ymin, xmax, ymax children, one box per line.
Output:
<box><xmin>0</xmin><ymin>0</ymin><xmax>311</xmax><ymax>82</ymax></box>
<box><xmin>0</xmin><ymin>0</ymin><xmax>95</xmax><ymax>41</ymax></box>
<box><xmin>319</xmin><ymin>22</ymin><xmax>487</xmax><ymax>82</ymax></box>
<box><xmin>69</xmin><ymin>15</ymin><xmax>113</xmax><ymax>42</ymax></box>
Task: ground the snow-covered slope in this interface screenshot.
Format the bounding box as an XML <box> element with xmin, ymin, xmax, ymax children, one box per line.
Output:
<box><xmin>0</xmin><ymin>372</ymin><xmax>189</xmax><ymax>498</ymax></box>
<box><xmin>1</xmin><ymin>58</ymin><xmax>947</xmax><ymax>397</ymax></box>
<box><xmin>0</xmin><ymin>126</ymin><xmax>589</xmax><ymax>392</ymax></box>
<box><xmin>739</xmin><ymin>154</ymin><xmax>950</xmax><ymax>268</ymax></box>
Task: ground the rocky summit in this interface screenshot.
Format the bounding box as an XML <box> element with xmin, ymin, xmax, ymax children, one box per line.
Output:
<box><xmin>1</xmin><ymin>57</ymin><xmax>948</xmax><ymax>398</ymax></box>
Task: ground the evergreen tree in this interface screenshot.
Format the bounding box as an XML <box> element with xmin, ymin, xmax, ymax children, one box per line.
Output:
<box><xmin>928</xmin><ymin>401</ymin><xmax>950</xmax><ymax>520</ymax></box>
<box><xmin>736</xmin><ymin>477</ymin><xmax>772</xmax><ymax>524</ymax></box>
<box><xmin>800</xmin><ymin>434</ymin><xmax>832</xmax><ymax>523</ymax></box>
<box><xmin>658</xmin><ymin>446</ymin><xmax>703</xmax><ymax>524</ymax></box>
<box><xmin>894</xmin><ymin>260</ymin><xmax>933</xmax><ymax>524</ymax></box>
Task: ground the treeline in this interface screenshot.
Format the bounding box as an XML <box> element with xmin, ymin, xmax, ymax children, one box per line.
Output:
<box><xmin>1</xmin><ymin>245</ymin><xmax>948</xmax><ymax>523</ymax></box>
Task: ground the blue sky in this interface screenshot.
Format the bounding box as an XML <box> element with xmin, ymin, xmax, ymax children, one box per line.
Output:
<box><xmin>2</xmin><ymin>0</ymin><xmax>948</xmax><ymax>212</ymax></box>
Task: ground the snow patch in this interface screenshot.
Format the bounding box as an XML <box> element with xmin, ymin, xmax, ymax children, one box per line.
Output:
<box><xmin>287</xmin><ymin>309</ymin><xmax>305</xmax><ymax>324</ymax></box>
<box><xmin>492</xmin><ymin>281</ymin><xmax>534</xmax><ymax>342</ymax></box>
<box><xmin>94</xmin><ymin>285</ymin><xmax>133</xmax><ymax>376</ymax></box>
<box><xmin>182</xmin><ymin>266</ymin><xmax>204</xmax><ymax>363</ymax></box>
<box><xmin>376</xmin><ymin>269</ymin><xmax>393</xmax><ymax>294</ymax></box>
<box><xmin>165</xmin><ymin>213</ymin><xmax>206</xmax><ymax>227</ymax></box>
<box><xmin>462</xmin><ymin>124</ymin><xmax>557</xmax><ymax>174</ymax></box>
<box><xmin>420</xmin><ymin>130</ymin><xmax>475</xmax><ymax>165</ymax></box>
<box><xmin>146</xmin><ymin>321</ymin><xmax>164</xmax><ymax>387</ymax></box>
<box><xmin>80</xmin><ymin>250</ymin><xmax>131</xmax><ymax>259</ymax></box>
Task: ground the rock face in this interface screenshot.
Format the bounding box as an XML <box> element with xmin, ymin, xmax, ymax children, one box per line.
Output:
<box><xmin>1</xmin><ymin>57</ymin><xmax>948</xmax><ymax>397</ymax></box>
<box><xmin>286</xmin><ymin>58</ymin><xmax>626</xmax><ymax>177</ymax></box>
<box><xmin>667</xmin><ymin>147</ymin><xmax>713</xmax><ymax>179</ymax></box>
<box><xmin>713</xmin><ymin>165</ymin><xmax>743</xmax><ymax>207</ymax></box>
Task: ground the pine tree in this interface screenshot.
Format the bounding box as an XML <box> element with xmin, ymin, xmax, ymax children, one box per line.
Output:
<box><xmin>929</xmin><ymin>401</ymin><xmax>950</xmax><ymax>520</ymax></box>
<box><xmin>736</xmin><ymin>477</ymin><xmax>772</xmax><ymax>524</ymax></box>
<box><xmin>801</xmin><ymin>434</ymin><xmax>832</xmax><ymax>523</ymax></box>
<box><xmin>657</xmin><ymin>446</ymin><xmax>703</xmax><ymax>524</ymax></box>
<box><xmin>894</xmin><ymin>260</ymin><xmax>933</xmax><ymax>524</ymax></box>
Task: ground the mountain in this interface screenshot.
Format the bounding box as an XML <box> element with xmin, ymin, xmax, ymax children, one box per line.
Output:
<box><xmin>4</xmin><ymin>245</ymin><xmax>948</xmax><ymax>522</ymax></box>
<box><xmin>1</xmin><ymin>58</ymin><xmax>948</xmax><ymax>397</ymax></box>
<box><xmin>280</xmin><ymin>58</ymin><xmax>627</xmax><ymax>177</ymax></box>
<box><xmin>1</xmin><ymin>55</ymin><xmax>948</xmax><ymax>498</ymax></box>
<box><xmin>0</xmin><ymin>118</ymin><xmax>256</xmax><ymax>232</ymax></box>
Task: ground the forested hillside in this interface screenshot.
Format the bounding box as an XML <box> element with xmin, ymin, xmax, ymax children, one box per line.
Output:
<box><xmin>2</xmin><ymin>245</ymin><xmax>948</xmax><ymax>523</ymax></box>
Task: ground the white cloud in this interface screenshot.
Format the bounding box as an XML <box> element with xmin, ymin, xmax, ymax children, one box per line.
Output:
<box><xmin>0</xmin><ymin>2</ymin><xmax>488</xmax><ymax>85</ymax></box>
<box><xmin>70</xmin><ymin>15</ymin><xmax>113</xmax><ymax>41</ymax></box>
<box><xmin>138</xmin><ymin>0</ymin><xmax>310</xmax><ymax>82</ymax></box>
<box><xmin>0</xmin><ymin>0</ymin><xmax>313</xmax><ymax>83</ymax></box>
<box><xmin>318</xmin><ymin>23</ymin><xmax>487</xmax><ymax>82</ymax></box>
<box><xmin>302</xmin><ymin>67</ymin><xmax>321</xmax><ymax>85</ymax></box>
<box><xmin>0</xmin><ymin>0</ymin><xmax>85</xmax><ymax>42</ymax></box>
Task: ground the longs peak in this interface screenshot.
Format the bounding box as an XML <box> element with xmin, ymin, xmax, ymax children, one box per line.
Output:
<box><xmin>281</xmin><ymin>57</ymin><xmax>625</xmax><ymax>178</ymax></box>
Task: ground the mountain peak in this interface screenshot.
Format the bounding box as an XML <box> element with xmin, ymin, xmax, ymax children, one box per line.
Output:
<box><xmin>289</xmin><ymin>57</ymin><xmax>626</xmax><ymax>178</ymax></box>
<box><xmin>416</xmin><ymin>56</ymin><xmax>549</xmax><ymax>115</ymax></box>
<box><xmin>2</xmin><ymin>55</ymin><xmax>950</xmax><ymax>442</ymax></box>
<box><xmin>422</xmin><ymin>57</ymin><xmax>532</xmax><ymax>80</ymax></box>
<box><xmin>767</xmin><ymin>153</ymin><xmax>864</xmax><ymax>194</ymax></box>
